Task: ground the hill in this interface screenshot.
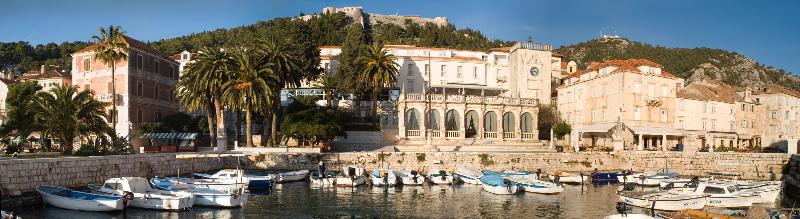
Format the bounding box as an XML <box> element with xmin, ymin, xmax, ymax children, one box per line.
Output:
<box><xmin>555</xmin><ymin>37</ymin><xmax>800</xmax><ymax>89</ymax></box>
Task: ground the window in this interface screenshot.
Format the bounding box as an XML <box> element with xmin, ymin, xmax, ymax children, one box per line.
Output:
<box><xmin>137</xmin><ymin>55</ymin><xmax>143</xmax><ymax>70</ymax></box>
<box><xmin>182</xmin><ymin>53</ymin><xmax>188</xmax><ymax>60</ymax></box>
<box><xmin>634</xmin><ymin>82</ymin><xmax>641</xmax><ymax>94</ymax></box>
<box><xmin>711</xmin><ymin>119</ymin><xmax>717</xmax><ymax>131</ymax></box>
<box><xmin>750</xmin><ymin>105</ymin><xmax>754</xmax><ymax>112</ymax></box>
<box><xmin>730</xmin><ymin>122</ymin><xmax>735</xmax><ymax>132</ymax></box>
<box><xmin>154</xmin><ymin>61</ymin><xmax>159</xmax><ymax>74</ymax></box>
<box><xmin>407</xmin><ymin>63</ymin><xmax>414</xmax><ymax>76</ymax></box>
<box><xmin>84</xmin><ymin>83</ymin><xmax>91</xmax><ymax>92</ymax></box>
<box><xmin>424</xmin><ymin>64</ymin><xmax>430</xmax><ymax>76</ymax></box>
<box><xmin>324</xmin><ymin>63</ymin><xmax>330</xmax><ymax>73</ymax></box>
<box><xmin>772</xmin><ymin>111</ymin><xmax>777</xmax><ymax>119</ymax></box>
<box><xmin>170</xmin><ymin>66</ymin><xmax>175</xmax><ymax>78</ymax></box>
<box><xmin>742</xmin><ymin>120</ymin><xmax>748</xmax><ymax>128</ymax></box>
<box><xmin>710</xmin><ymin>104</ymin><xmax>716</xmax><ymax>113</ymax></box>
<box><xmin>472</xmin><ymin>66</ymin><xmax>477</xmax><ymax>78</ymax></box>
<box><xmin>137</xmin><ymin>109</ymin><xmax>143</xmax><ymax>123</ymax></box>
<box><xmin>786</xmin><ymin>111</ymin><xmax>790</xmax><ymax>119</ymax></box>
<box><xmin>602</xmin><ymin>108</ymin><xmax>607</xmax><ymax>120</ymax></box>
<box><xmin>647</xmin><ymin>84</ymin><xmax>655</xmax><ymax>96</ymax></box>
<box><xmin>107</xmin><ymin>82</ymin><xmax>112</xmax><ymax>94</ymax></box>
<box><xmin>751</xmin><ymin>120</ymin><xmax>755</xmax><ymax>129</ymax></box>
<box><xmin>678</xmin><ymin>117</ymin><xmax>684</xmax><ymax>128</ymax></box>
<box><xmin>440</xmin><ymin>65</ymin><xmax>446</xmax><ymax>77</ymax></box>
<box><xmin>742</xmin><ymin>104</ymin><xmax>746</xmax><ymax>111</ymax></box>
<box><xmin>702</xmin><ymin>119</ymin><xmax>707</xmax><ymax>129</ymax></box>
<box><xmin>405</xmin><ymin>80</ymin><xmax>414</xmax><ymax>92</ymax></box>
<box><xmin>576</xmin><ymin>111</ymin><xmax>582</xmax><ymax>123</ymax></box>
<box><xmin>660</xmin><ymin>110</ymin><xmax>667</xmax><ymax>122</ymax></box>
<box><xmin>660</xmin><ymin>85</ymin><xmax>668</xmax><ymax>97</ymax></box>
<box><xmin>137</xmin><ymin>81</ymin><xmax>143</xmax><ymax>96</ymax></box>
<box><xmin>155</xmin><ymin>111</ymin><xmax>162</xmax><ymax>121</ymax></box>
<box><xmin>702</xmin><ymin>187</ymin><xmax>727</xmax><ymax>194</ymax></box>
<box><xmin>591</xmin><ymin>109</ymin><xmax>597</xmax><ymax>122</ymax></box>
<box><xmin>591</xmin><ymin>87</ymin><xmax>597</xmax><ymax>98</ymax></box>
<box><xmin>577</xmin><ymin>89</ymin><xmax>583</xmax><ymax>100</ymax></box>
<box><xmin>154</xmin><ymin>86</ymin><xmax>159</xmax><ymax>99</ymax></box>
<box><xmin>457</xmin><ymin>66</ymin><xmax>463</xmax><ymax>78</ymax></box>
<box><xmin>83</xmin><ymin>58</ymin><xmax>91</xmax><ymax>71</ymax></box>
<box><xmin>634</xmin><ymin>107</ymin><xmax>641</xmax><ymax>120</ymax></box>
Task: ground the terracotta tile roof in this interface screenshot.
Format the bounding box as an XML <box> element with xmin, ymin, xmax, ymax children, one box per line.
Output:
<box><xmin>677</xmin><ymin>79</ymin><xmax>742</xmax><ymax>103</ymax></box>
<box><xmin>565</xmin><ymin>59</ymin><xmax>674</xmax><ymax>79</ymax></box>
<box><xmin>754</xmin><ymin>84</ymin><xmax>800</xmax><ymax>98</ymax></box>
<box><xmin>551</xmin><ymin>52</ymin><xmax>564</xmax><ymax>58</ymax></box>
<box><xmin>0</xmin><ymin>78</ymin><xmax>16</xmax><ymax>85</ymax></box>
<box><xmin>384</xmin><ymin>44</ymin><xmax>482</xmax><ymax>53</ymax></box>
<box><xmin>74</xmin><ymin>35</ymin><xmax>174</xmax><ymax>61</ymax></box>
<box><xmin>319</xmin><ymin>45</ymin><xmax>341</xmax><ymax>49</ymax></box>
<box><xmin>560</xmin><ymin>61</ymin><xmax>568</xmax><ymax>69</ymax></box>
<box><xmin>169</xmin><ymin>54</ymin><xmax>181</xmax><ymax>61</ymax></box>
<box><xmin>17</xmin><ymin>70</ymin><xmax>71</xmax><ymax>81</ymax></box>
<box><xmin>488</xmin><ymin>47</ymin><xmax>511</xmax><ymax>53</ymax></box>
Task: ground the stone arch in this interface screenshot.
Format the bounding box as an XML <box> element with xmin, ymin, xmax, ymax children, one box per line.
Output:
<box><xmin>503</xmin><ymin>112</ymin><xmax>516</xmax><ymax>132</ymax></box>
<box><xmin>426</xmin><ymin>109</ymin><xmax>441</xmax><ymax>130</ymax></box>
<box><xmin>521</xmin><ymin>112</ymin><xmax>533</xmax><ymax>133</ymax></box>
<box><xmin>465</xmin><ymin>110</ymin><xmax>479</xmax><ymax>138</ymax></box>
<box><xmin>405</xmin><ymin>108</ymin><xmax>421</xmax><ymax>130</ymax></box>
<box><xmin>445</xmin><ymin>109</ymin><xmax>460</xmax><ymax>131</ymax></box>
<box><xmin>484</xmin><ymin>111</ymin><xmax>498</xmax><ymax>132</ymax></box>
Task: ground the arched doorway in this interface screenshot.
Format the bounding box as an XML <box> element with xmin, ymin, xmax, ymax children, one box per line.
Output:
<box><xmin>521</xmin><ymin>112</ymin><xmax>533</xmax><ymax>139</ymax></box>
<box><xmin>484</xmin><ymin>111</ymin><xmax>498</xmax><ymax>138</ymax></box>
<box><xmin>405</xmin><ymin>108</ymin><xmax>421</xmax><ymax>137</ymax></box>
<box><xmin>465</xmin><ymin>110</ymin><xmax>479</xmax><ymax>138</ymax></box>
<box><xmin>503</xmin><ymin>112</ymin><xmax>516</xmax><ymax>138</ymax></box>
<box><xmin>445</xmin><ymin>109</ymin><xmax>460</xmax><ymax>138</ymax></box>
<box><xmin>426</xmin><ymin>109</ymin><xmax>441</xmax><ymax>131</ymax></box>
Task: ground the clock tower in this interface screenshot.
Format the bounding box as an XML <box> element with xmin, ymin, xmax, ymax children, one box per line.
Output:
<box><xmin>507</xmin><ymin>41</ymin><xmax>558</xmax><ymax>105</ymax></box>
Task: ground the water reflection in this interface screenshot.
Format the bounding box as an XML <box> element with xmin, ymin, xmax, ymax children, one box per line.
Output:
<box><xmin>17</xmin><ymin>183</ymin><xmax>677</xmax><ymax>218</ymax></box>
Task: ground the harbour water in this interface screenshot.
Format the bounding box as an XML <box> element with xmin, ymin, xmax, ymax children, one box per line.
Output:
<box><xmin>10</xmin><ymin>182</ymin><xmax>681</xmax><ymax>219</ymax></box>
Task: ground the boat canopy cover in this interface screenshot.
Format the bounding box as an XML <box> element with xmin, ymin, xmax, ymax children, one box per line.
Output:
<box><xmin>575</xmin><ymin>123</ymin><xmax>616</xmax><ymax>133</ymax></box>
<box><xmin>627</xmin><ymin>126</ymin><xmax>682</xmax><ymax>136</ymax></box>
<box><xmin>140</xmin><ymin>133</ymin><xmax>198</xmax><ymax>140</ymax></box>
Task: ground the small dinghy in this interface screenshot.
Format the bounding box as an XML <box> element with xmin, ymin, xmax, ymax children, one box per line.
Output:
<box><xmin>455</xmin><ymin>167</ymin><xmax>483</xmax><ymax>185</ymax></box>
<box><xmin>505</xmin><ymin>175</ymin><xmax>564</xmax><ymax>195</ymax></box>
<box><xmin>89</xmin><ymin>177</ymin><xmax>193</xmax><ymax>211</ymax></box>
<box><xmin>397</xmin><ymin>170</ymin><xmax>426</xmax><ymax>186</ymax></box>
<box><xmin>36</xmin><ymin>185</ymin><xmax>126</xmax><ymax>212</ymax></box>
<box><xmin>428</xmin><ymin>169</ymin><xmax>455</xmax><ymax>185</ymax></box>
<box><xmin>548</xmin><ymin>171</ymin><xmax>589</xmax><ymax>185</ymax></box>
<box><xmin>272</xmin><ymin>170</ymin><xmax>310</xmax><ymax>184</ymax></box>
<box><xmin>480</xmin><ymin>175</ymin><xmax>519</xmax><ymax>195</ymax></box>
<box><xmin>310</xmin><ymin>171</ymin><xmax>336</xmax><ymax>187</ymax></box>
<box><xmin>150</xmin><ymin>178</ymin><xmax>248</xmax><ymax>207</ymax></box>
<box><xmin>335</xmin><ymin>166</ymin><xmax>367</xmax><ymax>187</ymax></box>
<box><xmin>370</xmin><ymin>168</ymin><xmax>398</xmax><ymax>187</ymax></box>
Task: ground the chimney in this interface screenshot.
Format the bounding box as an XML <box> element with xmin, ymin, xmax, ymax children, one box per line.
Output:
<box><xmin>40</xmin><ymin>65</ymin><xmax>45</xmax><ymax>74</ymax></box>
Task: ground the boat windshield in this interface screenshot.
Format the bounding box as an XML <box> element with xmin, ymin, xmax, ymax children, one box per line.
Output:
<box><xmin>702</xmin><ymin>186</ymin><xmax>727</xmax><ymax>194</ymax></box>
<box><xmin>727</xmin><ymin>185</ymin><xmax>738</xmax><ymax>193</ymax></box>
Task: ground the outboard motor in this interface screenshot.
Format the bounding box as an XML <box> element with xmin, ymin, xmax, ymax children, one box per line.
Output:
<box><xmin>615</xmin><ymin>202</ymin><xmax>629</xmax><ymax>216</ymax></box>
<box><xmin>348</xmin><ymin>167</ymin><xmax>356</xmax><ymax>177</ymax></box>
<box><xmin>685</xmin><ymin>176</ymin><xmax>700</xmax><ymax>188</ymax></box>
<box><xmin>503</xmin><ymin>178</ymin><xmax>513</xmax><ymax>193</ymax></box>
<box><xmin>411</xmin><ymin>170</ymin><xmax>419</xmax><ymax>183</ymax></box>
<box><xmin>439</xmin><ymin>170</ymin><xmax>447</xmax><ymax>181</ymax></box>
<box><xmin>663</xmin><ymin>182</ymin><xmax>674</xmax><ymax>191</ymax></box>
<box><xmin>535</xmin><ymin>169</ymin><xmax>542</xmax><ymax>181</ymax></box>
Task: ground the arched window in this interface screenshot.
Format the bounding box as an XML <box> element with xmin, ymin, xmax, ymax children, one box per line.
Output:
<box><xmin>465</xmin><ymin>110</ymin><xmax>479</xmax><ymax>138</ymax></box>
<box><xmin>521</xmin><ymin>113</ymin><xmax>533</xmax><ymax>133</ymax></box>
<box><xmin>406</xmin><ymin>109</ymin><xmax>420</xmax><ymax>130</ymax></box>
<box><xmin>503</xmin><ymin>112</ymin><xmax>515</xmax><ymax>132</ymax></box>
<box><xmin>427</xmin><ymin>109</ymin><xmax>440</xmax><ymax>130</ymax></box>
<box><xmin>484</xmin><ymin>111</ymin><xmax>497</xmax><ymax>132</ymax></box>
<box><xmin>445</xmin><ymin>110</ymin><xmax>460</xmax><ymax>131</ymax></box>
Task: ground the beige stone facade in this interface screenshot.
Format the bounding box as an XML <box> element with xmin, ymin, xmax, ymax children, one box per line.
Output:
<box><xmin>754</xmin><ymin>85</ymin><xmax>800</xmax><ymax>151</ymax></box>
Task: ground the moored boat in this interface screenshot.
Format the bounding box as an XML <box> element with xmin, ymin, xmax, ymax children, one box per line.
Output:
<box><xmin>310</xmin><ymin>171</ymin><xmax>336</xmax><ymax>187</ymax></box>
<box><xmin>195</xmin><ymin>169</ymin><xmax>273</xmax><ymax>190</ymax></box>
<box><xmin>89</xmin><ymin>177</ymin><xmax>193</xmax><ymax>211</ymax></box>
<box><xmin>158</xmin><ymin>176</ymin><xmax>248</xmax><ymax>191</ymax></box>
<box><xmin>36</xmin><ymin>185</ymin><xmax>126</xmax><ymax>212</ymax></box>
<box><xmin>591</xmin><ymin>170</ymin><xmax>621</xmax><ymax>184</ymax></box>
<box><xmin>455</xmin><ymin>166</ymin><xmax>483</xmax><ymax>185</ymax></box>
<box><xmin>428</xmin><ymin>169</ymin><xmax>455</xmax><ymax>185</ymax></box>
<box><xmin>272</xmin><ymin>170</ymin><xmax>310</xmax><ymax>184</ymax></box>
<box><xmin>370</xmin><ymin>168</ymin><xmax>398</xmax><ymax>187</ymax></box>
<box><xmin>618</xmin><ymin>190</ymin><xmax>708</xmax><ymax>211</ymax></box>
<box><xmin>335</xmin><ymin>166</ymin><xmax>367</xmax><ymax>187</ymax></box>
<box><xmin>479</xmin><ymin>175</ymin><xmax>520</xmax><ymax>195</ymax></box>
<box><xmin>397</xmin><ymin>170</ymin><xmax>426</xmax><ymax>186</ymax></box>
<box><xmin>150</xmin><ymin>178</ymin><xmax>248</xmax><ymax>207</ymax></box>
<box><xmin>505</xmin><ymin>175</ymin><xmax>564</xmax><ymax>194</ymax></box>
<box><xmin>548</xmin><ymin>171</ymin><xmax>589</xmax><ymax>185</ymax></box>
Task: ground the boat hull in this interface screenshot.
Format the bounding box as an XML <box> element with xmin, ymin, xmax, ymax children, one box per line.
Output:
<box><xmin>335</xmin><ymin>176</ymin><xmax>367</xmax><ymax>187</ymax></box>
<box><xmin>429</xmin><ymin>176</ymin><xmax>454</xmax><ymax>185</ymax></box>
<box><xmin>619</xmin><ymin>192</ymin><xmax>706</xmax><ymax>211</ymax></box>
<box><xmin>37</xmin><ymin>186</ymin><xmax>123</xmax><ymax>212</ymax></box>
<box><xmin>481</xmin><ymin>183</ymin><xmax>520</xmax><ymax>195</ymax></box>
<box><xmin>275</xmin><ymin>170</ymin><xmax>309</xmax><ymax>184</ymax></box>
<box><xmin>705</xmin><ymin>195</ymin><xmax>756</xmax><ymax>208</ymax></box>
<box><xmin>548</xmin><ymin>175</ymin><xmax>587</xmax><ymax>184</ymax></box>
<box><xmin>400</xmin><ymin>176</ymin><xmax>426</xmax><ymax>185</ymax></box>
<box><xmin>456</xmin><ymin>174</ymin><xmax>482</xmax><ymax>185</ymax></box>
<box><xmin>370</xmin><ymin>176</ymin><xmax>398</xmax><ymax>187</ymax></box>
<box><xmin>194</xmin><ymin>193</ymin><xmax>248</xmax><ymax>207</ymax></box>
<box><xmin>127</xmin><ymin>195</ymin><xmax>193</xmax><ymax>211</ymax></box>
<box><xmin>591</xmin><ymin>172</ymin><xmax>621</xmax><ymax>184</ymax></box>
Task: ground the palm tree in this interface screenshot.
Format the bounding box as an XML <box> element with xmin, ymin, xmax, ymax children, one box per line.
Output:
<box><xmin>223</xmin><ymin>48</ymin><xmax>276</xmax><ymax>147</ymax></box>
<box><xmin>315</xmin><ymin>74</ymin><xmax>336</xmax><ymax>108</ymax></box>
<box><xmin>257</xmin><ymin>37</ymin><xmax>301</xmax><ymax>146</ymax></box>
<box><xmin>177</xmin><ymin>47</ymin><xmax>233</xmax><ymax>149</ymax></box>
<box><xmin>92</xmin><ymin>25</ymin><xmax>128</xmax><ymax>135</ymax></box>
<box><xmin>32</xmin><ymin>85</ymin><xmax>109</xmax><ymax>154</ymax></box>
<box><xmin>356</xmin><ymin>44</ymin><xmax>399</xmax><ymax>126</ymax></box>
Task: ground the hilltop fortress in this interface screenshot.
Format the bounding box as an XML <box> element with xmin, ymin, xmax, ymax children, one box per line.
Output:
<box><xmin>299</xmin><ymin>7</ymin><xmax>449</xmax><ymax>27</ymax></box>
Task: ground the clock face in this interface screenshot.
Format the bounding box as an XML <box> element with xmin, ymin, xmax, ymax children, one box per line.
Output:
<box><xmin>529</xmin><ymin>67</ymin><xmax>540</xmax><ymax>77</ymax></box>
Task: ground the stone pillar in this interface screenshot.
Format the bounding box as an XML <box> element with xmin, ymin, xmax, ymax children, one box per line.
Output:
<box><xmin>517</xmin><ymin>108</ymin><xmax>523</xmax><ymax>141</ymax></box>
<box><xmin>789</xmin><ymin>138</ymin><xmax>799</xmax><ymax>155</ymax></box>
<box><xmin>398</xmin><ymin>106</ymin><xmax>407</xmax><ymax>138</ymax></box>
<box><xmin>637</xmin><ymin>134</ymin><xmax>644</xmax><ymax>150</ymax></box>
<box><xmin>458</xmin><ymin>108</ymin><xmax>466</xmax><ymax>139</ymax></box>
<box><xmin>478</xmin><ymin>108</ymin><xmax>485</xmax><ymax>139</ymax></box>
<box><xmin>662</xmin><ymin>134</ymin><xmax>668</xmax><ymax>151</ymax></box>
<box><xmin>550</xmin><ymin>129</ymin><xmax>555</xmax><ymax>150</ymax></box>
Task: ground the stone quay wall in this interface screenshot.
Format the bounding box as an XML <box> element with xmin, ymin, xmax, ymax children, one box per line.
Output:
<box><xmin>240</xmin><ymin>151</ymin><xmax>790</xmax><ymax>181</ymax></box>
<box><xmin>0</xmin><ymin>153</ymin><xmax>226</xmax><ymax>197</ymax></box>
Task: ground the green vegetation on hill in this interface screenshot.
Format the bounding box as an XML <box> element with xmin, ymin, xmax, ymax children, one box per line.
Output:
<box><xmin>0</xmin><ymin>41</ymin><xmax>91</xmax><ymax>74</ymax></box>
<box><xmin>555</xmin><ymin>38</ymin><xmax>800</xmax><ymax>89</ymax></box>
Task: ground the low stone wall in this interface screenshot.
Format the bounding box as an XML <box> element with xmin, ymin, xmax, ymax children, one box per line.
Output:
<box><xmin>240</xmin><ymin>151</ymin><xmax>790</xmax><ymax>181</ymax></box>
<box><xmin>0</xmin><ymin>153</ymin><xmax>225</xmax><ymax>197</ymax></box>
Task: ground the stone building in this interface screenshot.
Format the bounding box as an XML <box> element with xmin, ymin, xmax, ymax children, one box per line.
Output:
<box><xmin>675</xmin><ymin>79</ymin><xmax>743</xmax><ymax>151</ymax></box>
<box><xmin>16</xmin><ymin>65</ymin><xmax>72</xmax><ymax>91</ymax></box>
<box><xmin>299</xmin><ymin>7</ymin><xmax>448</xmax><ymax>27</ymax></box>
<box><xmin>754</xmin><ymin>84</ymin><xmax>800</xmax><ymax>152</ymax></box>
<box><xmin>71</xmin><ymin>35</ymin><xmax>180</xmax><ymax>150</ymax></box>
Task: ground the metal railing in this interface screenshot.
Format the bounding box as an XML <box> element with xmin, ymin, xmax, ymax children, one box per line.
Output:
<box><xmin>484</xmin><ymin>132</ymin><xmax>498</xmax><ymax>139</ymax></box>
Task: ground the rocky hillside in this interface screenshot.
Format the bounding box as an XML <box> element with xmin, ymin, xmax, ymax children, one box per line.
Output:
<box><xmin>555</xmin><ymin>37</ymin><xmax>800</xmax><ymax>90</ymax></box>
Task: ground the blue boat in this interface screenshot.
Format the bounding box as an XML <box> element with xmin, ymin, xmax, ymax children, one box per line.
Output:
<box><xmin>479</xmin><ymin>175</ymin><xmax>520</xmax><ymax>195</ymax></box>
<box><xmin>591</xmin><ymin>172</ymin><xmax>622</xmax><ymax>184</ymax></box>
<box><xmin>36</xmin><ymin>185</ymin><xmax>126</xmax><ymax>211</ymax></box>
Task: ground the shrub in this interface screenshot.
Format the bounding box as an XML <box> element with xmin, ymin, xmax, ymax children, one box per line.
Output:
<box><xmin>479</xmin><ymin>153</ymin><xmax>494</xmax><ymax>166</ymax></box>
<box><xmin>416</xmin><ymin>153</ymin><xmax>426</xmax><ymax>162</ymax></box>
<box><xmin>74</xmin><ymin>144</ymin><xmax>103</xmax><ymax>156</ymax></box>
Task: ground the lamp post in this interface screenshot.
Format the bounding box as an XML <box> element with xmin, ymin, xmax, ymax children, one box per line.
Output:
<box><xmin>424</xmin><ymin>52</ymin><xmax>435</xmax><ymax>151</ymax></box>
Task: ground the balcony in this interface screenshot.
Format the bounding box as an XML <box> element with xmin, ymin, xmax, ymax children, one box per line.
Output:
<box><xmin>503</xmin><ymin>132</ymin><xmax>516</xmax><ymax>139</ymax></box>
<box><xmin>399</xmin><ymin>94</ymin><xmax>538</xmax><ymax>106</ymax></box>
<box><xmin>646</xmin><ymin>96</ymin><xmax>662</xmax><ymax>107</ymax></box>
<box><xmin>521</xmin><ymin>133</ymin><xmax>535</xmax><ymax>139</ymax></box>
<box><xmin>99</xmin><ymin>93</ymin><xmax>123</xmax><ymax>106</ymax></box>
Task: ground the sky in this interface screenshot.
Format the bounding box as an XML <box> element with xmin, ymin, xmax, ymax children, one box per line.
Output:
<box><xmin>1</xmin><ymin>0</ymin><xmax>798</xmax><ymax>74</ymax></box>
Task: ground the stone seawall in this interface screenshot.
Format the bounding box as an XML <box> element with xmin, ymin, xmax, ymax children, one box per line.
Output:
<box><xmin>783</xmin><ymin>155</ymin><xmax>800</xmax><ymax>207</ymax></box>
<box><xmin>240</xmin><ymin>151</ymin><xmax>790</xmax><ymax>181</ymax></box>
<box><xmin>0</xmin><ymin>153</ymin><xmax>226</xmax><ymax>197</ymax></box>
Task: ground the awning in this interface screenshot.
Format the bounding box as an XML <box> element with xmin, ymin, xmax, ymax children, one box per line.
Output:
<box><xmin>628</xmin><ymin>126</ymin><xmax>682</xmax><ymax>136</ymax></box>
<box><xmin>140</xmin><ymin>133</ymin><xmax>199</xmax><ymax>140</ymax></box>
<box><xmin>575</xmin><ymin>123</ymin><xmax>616</xmax><ymax>133</ymax></box>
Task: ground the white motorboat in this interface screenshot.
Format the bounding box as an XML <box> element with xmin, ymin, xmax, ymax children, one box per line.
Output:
<box><xmin>160</xmin><ymin>176</ymin><xmax>247</xmax><ymax>191</ymax></box>
<box><xmin>617</xmin><ymin>172</ymin><xmax>657</xmax><ymax>184</ymax></box>
<box><xmin>272</xmin><ymin>170</ymin><xmax>310</xmax><ymax>183</ymax></box>
<box><xmin>150</xmin><ymin>178</ymin><xmax>248</xmax><ymax>207</ymax></box>
<box><xmin>89</xmin><ymin>177</ymin><xmax>194</xmax><ymax>211</ymax></box>
<box><xmin>619</xmin><ymin>190</ymin><xmax>708</xmax><ymax>211</ymax></box>
<box><xmin>370</xmin><ymin>168</ymin><xmax>398</xmax><ymax>187</ymax></box>
<box><xmin>36</xmin><ymin>185</ymin><xmax>126</xmax><ymax>212</ymax></box>
<box><xmin>428</xmin><ymin>169</ymin><xmax>455</xmax><ymax>185</ymax></box>
<box><xmin>548</xmin><ymin>171</ymin><xmax>589</xmax><ymax>185</ymax></box>
<box><xmin>195</xmin><ymin>169</ymin><xmax>274</xmax><ymax>190</ymax></box>
<box><xmin>731</xmin><ymin>180</ymin><xmax>781</xmax><ymax>203</ymax></box>
<box><xmin>479</xmin><ymin>175</ymin><xmax>520</xmax><ymax>195</ymax></box>
<box><xmin>397</xmin><ymin>170</ymin><xmax>426</xmax><ymax>186</ymax></box>
<box><xmin>335</xmin><ymin>166</ymin><xmax>367</xmax><ymax>187</ymax></box>
<box><xmin>454</xmin><ymin>166</ymin><xmax>483</xmax><ymax>185</ymax></box>
<box><xmin>663</xmin><ymin>181</ymin><xmax>758</xmax><ymax>208</ymax></box>
<box><xmin>505</xmin><ymin>175</ymin><xmax>564</xmax><ymax>195</ymax></box>
<box><xmin>310</xmin><ymin>171</ymin><xmax>336</xmax><ymax>187</ymax></box>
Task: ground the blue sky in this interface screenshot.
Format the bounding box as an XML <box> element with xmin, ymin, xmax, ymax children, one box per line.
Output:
<box><xmin>1</xmin><ymin>0</ymin><xmax>798</xmax><ymax>74</ymax></box>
